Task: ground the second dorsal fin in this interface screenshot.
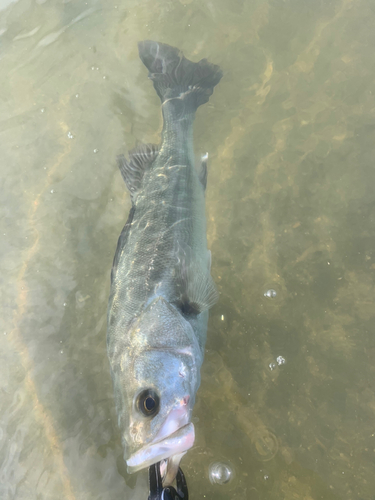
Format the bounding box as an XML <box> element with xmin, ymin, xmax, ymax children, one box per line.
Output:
<box><xmin>117</xmin><ymin>143</ymin><xmax>159</xmax><ymax>199</ymax></box>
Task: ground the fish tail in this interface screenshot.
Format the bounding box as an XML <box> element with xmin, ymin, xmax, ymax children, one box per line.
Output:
<box><xmin>138</xmin><ymin>40</ymin><xmax>223</xmax><ymax>110</ymax></box>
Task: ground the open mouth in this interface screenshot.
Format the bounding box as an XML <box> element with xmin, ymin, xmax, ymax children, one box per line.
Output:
<box><xmin>126</xmin><ymin>422</ymin><xmax>195</xmax><ymax>473</ymax></box>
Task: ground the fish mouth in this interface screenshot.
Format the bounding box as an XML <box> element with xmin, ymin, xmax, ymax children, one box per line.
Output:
<box><xmin>126</xmin><ymin>422</ymin><xmax>195</xmax><ymax>473</ymax></box>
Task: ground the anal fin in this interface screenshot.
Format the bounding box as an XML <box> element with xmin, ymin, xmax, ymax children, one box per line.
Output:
<box><xmin>198</xmin><ymin>152</ymin><xmax>208</xmax><ymax>191</ymax></box>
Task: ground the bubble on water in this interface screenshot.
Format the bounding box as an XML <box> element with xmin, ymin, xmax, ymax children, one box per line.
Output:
<box><xmin>268</xmin><ymin>362</ymin><xmax>276</xmax><ymax>371</ymax></box>
<box><xmin>276</xmin><ymin>355</ymin><xmax>286</xmax><ymax>366</ymax></box>
<box><xmin>63</xmin><ymin>303</ymin><xmax>67</xmax><ymax>307</ymax></box>
<box><xmin>93</xmin><ymin>149</ymin><xmax>99</xmax><ymax>154</ymax></box>
<box><xmin>75</xmin><ymin>94</ymin><xmax>79</xmax><ymax>98</ymax></box>
<box><xmin>103</xmin><ymin>76</ymin><xmax>106</xmax><ymax>79</ymax></box>
<box><xmin>251</xmin><ymin>430</ymin><xmax>278</xmax><ymax>462</ymax></box>
<box><xmin>60</xmin><ymin>350</ymin><xmax>64</xmax><ymax>354</ymax></box>
<box><xmin>67</xmin><ymin>131</ymin><xmax>74</xmax><ymax>139</ymax></box>
<box><xmin>50</xmin><ymin>189</ymin><xmax>54</xmax><ymax>194</ymax></box>
<box><xmin>264</xmin><ymin>289</ymin><xmax>277</xmax><ymax>298</ymax></box>
<box><xmin>40</xmin><ymin>108</ymin><xmax>45</xmax><ymax>113</ymax></box>
<box><xmin>209</xmin><ymin>462</ymin><xmax>234</xmax><ymax>485</ymax></box>
<box><xmin>91</xmin><ymin>66</ymin><xmax>95</xmax><ymax>70</ymax></box>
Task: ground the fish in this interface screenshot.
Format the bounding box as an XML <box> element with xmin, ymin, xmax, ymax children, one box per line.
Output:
<box><xmin>107</xmin><ymin>40</ymin><xmax>222</xmax><ymax>485</ymax></box>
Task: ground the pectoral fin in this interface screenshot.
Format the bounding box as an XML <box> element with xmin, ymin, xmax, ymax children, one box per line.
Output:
<box><xmin>174</xmin><ymin>243</ymin><xmax>218</xmax><ymax>314</ymax></box>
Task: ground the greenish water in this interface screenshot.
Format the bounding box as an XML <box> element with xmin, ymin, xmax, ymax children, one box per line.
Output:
<box><xmin>1</xmin><ymin>0</ymin><xmax>375</xmax><ymax>499</ymax></box>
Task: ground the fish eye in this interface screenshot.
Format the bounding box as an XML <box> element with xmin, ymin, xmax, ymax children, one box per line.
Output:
<box><xmin>137</xmin><ymin>389</ymin><xmax>160</xmax><ymax>417</ymax></box>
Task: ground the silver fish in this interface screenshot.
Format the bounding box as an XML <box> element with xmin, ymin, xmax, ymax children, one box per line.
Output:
<box><xmin>107</xmin><ymin>40</ymin><xmax>222</xmax><ymax>484</ymax></box>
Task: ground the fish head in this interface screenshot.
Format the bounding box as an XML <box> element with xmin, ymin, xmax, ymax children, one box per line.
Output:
<box><xmin>111</xmin><ymin>296</ymin><xmax>204</xmax><ymax>479</ymax></box>
<box><xmin>125</xmin><ymin>349</ymin><xmax>197</xmax><ymax>474</ymax></box>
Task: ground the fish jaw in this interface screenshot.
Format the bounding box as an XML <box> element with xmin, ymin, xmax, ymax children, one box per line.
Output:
<box><xmin>156</xmin><ymin>395</ymin><xmax>191</xmax><ymax>441</ymax></box>
<box><xmin>126</xmin><ymin>422</ymin><xmax>195</xmax><ymax>474</ymax></box>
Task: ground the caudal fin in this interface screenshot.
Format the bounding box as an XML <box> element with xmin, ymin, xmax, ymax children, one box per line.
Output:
<box><xmin>138</xmin><ymin>40</ymin><xmax>222</xmax><ymax>109</ymax></box>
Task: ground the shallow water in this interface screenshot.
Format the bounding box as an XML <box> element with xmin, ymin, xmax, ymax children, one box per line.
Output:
<box><xmin>1</xmin><ymin>0</ymin><xmax>375</xmax><ymax>499</ymax></box>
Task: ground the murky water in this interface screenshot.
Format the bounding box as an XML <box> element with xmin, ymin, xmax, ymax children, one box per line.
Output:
<box><xmin>1</xmin><ymin>0</ymin><xmax>375</xmax><ymax>498</ymax></box>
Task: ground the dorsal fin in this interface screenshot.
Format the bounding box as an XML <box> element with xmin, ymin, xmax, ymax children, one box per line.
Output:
<box><xmin>117</xmin><ymin>143</ymin><xmax>158</xmax><ymax>199</ymax></box>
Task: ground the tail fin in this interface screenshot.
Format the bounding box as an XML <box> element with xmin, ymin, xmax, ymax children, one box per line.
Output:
<box><xmin>138</xmin><ymin>41</ymin><xmax>222</xmax><ymax>109</ymax></box>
